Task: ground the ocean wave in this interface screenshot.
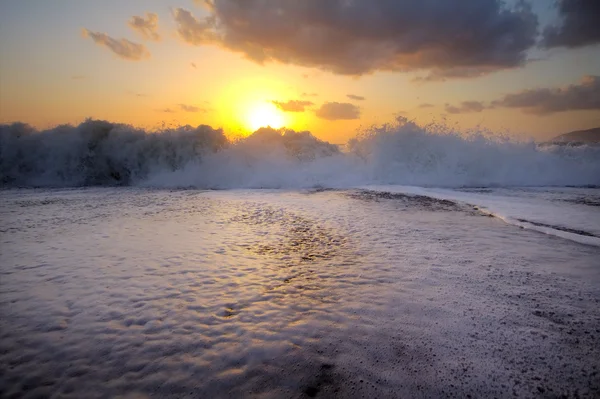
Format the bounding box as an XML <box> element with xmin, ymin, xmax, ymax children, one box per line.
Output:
<box><xmin>2</xmin><ymin>118</ymin><xmax>599</xmax><ymax>188</ymax></box>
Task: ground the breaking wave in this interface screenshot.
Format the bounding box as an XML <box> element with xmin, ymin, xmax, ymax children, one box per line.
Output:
<box><xmin>1</xmin><ymin>118</ymin><xmax>599</xmax><ymax>188</ymax></box>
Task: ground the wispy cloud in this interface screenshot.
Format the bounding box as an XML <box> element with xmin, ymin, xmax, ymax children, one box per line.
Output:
<box><xmin>301</xmin><ymin>92</ymin><xmax>318</xmax><ymax>97</ymax></box>
<box><xmin>173</xmin><ymin>8</ymin><xmax>218</xmax><ymax>45</ymax></box>
<box><xmin>171</xmin><ymin>1</ymin><xmax>538</xmax><ymax>79</ymax></box>
<box><xmin>191</xmin><ymin>62</ymin><xmax>197</xmax><ymax>68</ymax></box>
<box><xmin>71</xmin><ymin>75</ymin><xmax>87</xmax><ymax>80</ymax></box>
<box><xmin>272</xmin><ymin>100</ymin><xmax>314</xmax><ymax>112</ymax></box>
<box><xmin>128</xmin><ymin>13</ymin><xmax>161</xmax><ymax>42</ymax></box>
<box><xmin>82</xmin><ymin>29</ymin><xmax>150</xmax><ymax>60</ymax></box>
<box><xmin>193</xmin><ymin>0</ymin><xmax>214</xmax><ymax>9</ymax></box>
<box><xmin>418</xmin><ymin>103</ymin><xmax>434</xmax><ymax>108</ymax></box>
<box><xmin>347</xmin><ymin>94</ymin><xmax>366</xmax><ymax>101</ymax></box>
<box><xmin>315</xmin><ymin>102</ymin><xmax>360</xmax><ymax>121</ymax></box>
<box><xmin>178</xmin><ymin>104</ymin><xmax>205</xmax><ymax>112</ymax></box>
<box><xmin>127</xmin><ymin>91</ymin><xmax>149</xmax><ymax>98</ymax></box>
<box><xmin>444</xmin><ymin>101</ymin><xmax>487</xmax><ymax>114</ymax></box>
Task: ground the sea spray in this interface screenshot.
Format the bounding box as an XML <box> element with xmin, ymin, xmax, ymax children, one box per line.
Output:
<box><xmin>2</xmin><ymin>118</ymin><xmax>599</xmax><ymax>188</ymax></box>
<box><xmin>0</xmin><ymin>120</ymin><xmax>228</xmax><ymax>186</ymax></box>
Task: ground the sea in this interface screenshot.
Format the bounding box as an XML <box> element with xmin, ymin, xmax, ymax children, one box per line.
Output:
<box><xmin>1</xmin><ymin>119</ymin><xmax>600</xmax><ymax>398</ymax></box>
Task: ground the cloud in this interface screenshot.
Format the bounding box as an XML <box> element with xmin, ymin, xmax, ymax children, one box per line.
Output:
<box><xmin>160</xmin><ymin>108</ymin><xmax>175</xmax><ymax>113</ymax></box>
<box><xmin>412</xmin><ymin>66</ymin><xmax>515</xmax><ymax>82</ymax></box>
<box><xmin>128</xmin><ymin>12</ymin><xmax>161</xmax><ymax>41</ymax></box>
<box><xmin>193</xmin><ymin>0</ymin><xmax>214</xmax><ymax>9</ymax></box>
<box><xmin>347</xmin><ymin>94</ymin><xmax>365</xmax><ymax>101</ymax></box>
<box><xmin>191</xmin><ymin>62</ymin><xmax>197</xmax><ymax>68</ymax></box>
<box><xmin>82</xmin><ymin>29</ymin><xmax>150</xmax><ymax>60</ymax></box>
<box><xmin>444</xmin><ymin>101</ymin><xmax>487</xmax><ymax>114</ymax></box>
<box><xmin>172</xmin><ymin>1</ymin><xmax>538</xmax><ymax>79</ymax></box>
<box><xmin>492</xmin><ymin>75</ymin><xmax>600</xmax><ymax>114</ymax></box>
<box><xmin>542</xmin><ymin>0</ymin><xmax>600</xmax><ymax>48</ymax></box>
<box><xmin>272</xmin><ymin>100</ymin><xmax>314</xmax><ymax>112</ymax></box>
<box><xmin>127</xmin><ymin>91</ymin><xmax>149</xmax><ymax>97</ymax></box>
<box><xmin>301</xmin><ymin>92</ymin><xmax>318</xmax><ymax>97</ymax></box>
<box><xmin>172</xmin><ymin>8</ymin><xmax>219</xmax><ymax>45</ymax></box>
<box><xmin>315</xmin><ymin>102</ymin><xmax>360</xmax><ymax>121</ymax></box>
<box><xmin>418</xmin><ymin>103</ymin><xmax>434</xmax><ymax>108</ymax></box>
<box><xmin>71</xmin><ymin>75</ymin><xmax>87</xmax><ymax>80</ymax></box>
<box><xmin>178</xmin><ymin>104</ymin><xmax>205</xmax><ymax>112</ymax></box>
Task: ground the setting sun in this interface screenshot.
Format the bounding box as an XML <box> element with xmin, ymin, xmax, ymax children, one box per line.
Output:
<box><xmin>247</xmin><ymin>102</ymin><xmax>285</xmax><ymax>131</ymax></box>
<box><xmin>2</xmin><ymin>2</ymin><xmax>600</xmax><ymax>398</ymax></box>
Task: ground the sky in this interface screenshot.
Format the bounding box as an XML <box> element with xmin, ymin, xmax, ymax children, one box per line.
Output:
<box><xmin>0</xmin><ymin>0</ymin><xmax>599</xmax><ymax>143</ymax></box>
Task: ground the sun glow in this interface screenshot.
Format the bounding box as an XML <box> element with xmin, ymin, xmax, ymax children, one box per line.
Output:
<box><xmin>247</xmin><ymin>103</ymin><xmax>285</xmax><ymax>131</ymax></box>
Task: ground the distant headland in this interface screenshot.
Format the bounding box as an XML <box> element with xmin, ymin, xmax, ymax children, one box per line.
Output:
<box><xmin>553</xmin><ymin>127</ymin><xmax>600</xmax><ymax>144</ymax></box>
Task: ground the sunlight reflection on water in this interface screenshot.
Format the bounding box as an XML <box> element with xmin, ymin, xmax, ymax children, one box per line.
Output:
<box><xmin>1</xmin><ymin>188</ymin><xmax>600</xmax><ymax>398</ymax></box>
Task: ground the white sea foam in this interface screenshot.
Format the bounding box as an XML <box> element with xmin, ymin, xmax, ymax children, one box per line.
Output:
<box><xmin>2</xmin><ymin>118</ymin><xmax>599</xmax><ymax>188</ymax></box>
<box><xmin>362</xmin><ymin>185</ymin><xmax>600</xmax><ymax>246</ymax></box>
<box><xmin>1</xmin><ymin>188</ymin><xmax>600</xmax><ymax>397</ymax></box>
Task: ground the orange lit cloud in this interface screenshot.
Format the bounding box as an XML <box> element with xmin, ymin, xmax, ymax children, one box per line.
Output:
<box><xmin>173</xmin><ymin>8</ymin><xmax>218</xmax><ymax>45</ymax></box>
<box><xmin>178</xmin><ymin>104</ymin><xmax>206</xmax><ymax>113</ymax></box>
<box><xmin>82</xmin><ymin>29</ymin><xmax>150</xmax><ymax>60</ymax></box>
<box><xmin>347</xmin><ymin>94</ymin><xmax>365</xmax><ymax>101</ymax></box>
<box><xmin>445</xmin><ymin>101</ymin><xmax>487</xmax><ymax>114</ymax></box>
<box><xmin>272</xmin><ymin>100</ymin><xmax>314</xmax><ymax>112</ymax></box>
<box><xmin>128</xmin><ymin>13</ymin><xmax>161</xmax><ymax>42</ymax></box>
<box><xmin>315</xmin><ymin>102</ymin><xmax>360</xmax><ymax>121</ymax></box>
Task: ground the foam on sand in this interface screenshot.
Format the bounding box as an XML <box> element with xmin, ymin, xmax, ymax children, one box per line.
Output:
<box><xmin>362</xmin><ymin>185</ymin><xmax>600</xmax><ymax>247</ymax></box>
<box><xmin>1</xmin><ymin>188</ymin><xmax>599</xmax><ymax>397</ymax></box>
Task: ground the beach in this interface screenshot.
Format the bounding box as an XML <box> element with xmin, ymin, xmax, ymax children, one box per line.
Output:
<box><xmin>2</xmin><ymin>187</ymin><xmax>599</xmax><ymax>398</ymax></box>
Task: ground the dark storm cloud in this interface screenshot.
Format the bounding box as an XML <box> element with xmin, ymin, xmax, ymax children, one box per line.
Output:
<box><xmin>542</xmin><ymin>0</ymin><xmax>600</xmax><ymax>48</ymax></box>
<box><xmin>444</xmin><ymin>101</ymin><xmax>487</xmax><ymax>114</ymax></box>
<box><xmin>492</xmin><ymin>75</ymin><xmax>600</xmax><ymax>114</ymax></box>
<box><xmin>82</xmin><ymin>29</ymin><xmax>150</xmax><ymax>60</ymax></box>
<box><xmin>315</xmin><ymin>102</ymin><xmax>360</xmax><ymax>120</ymax></box>
<box><xmin>347</xmin><ymin>94</ymin><xmax>366</xmax><ymax>101</ymax></box>
<box><xmin>128</xmin><ymin>13</ymin><xmax>161</xmax><ymax>41</ymax></box>
<box><xmin>172</xmin><ymin>0</ymin><xmax>538</xmax><ymax>79</ymax></box>
<box><xmin>272</xmin><ymin>100</ymin><xmax>314</xmax><ymax>112</ymax></box>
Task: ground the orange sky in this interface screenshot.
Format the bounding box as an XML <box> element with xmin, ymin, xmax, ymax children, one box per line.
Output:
<box><xmin>1</xmin><ymin>0</ymin><xmax>599</xmax><ymax>143</ymax></box>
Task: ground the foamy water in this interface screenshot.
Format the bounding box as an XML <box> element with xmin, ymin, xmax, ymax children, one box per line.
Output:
<box><xmin>2</xmin><ymin>118</ymin><xmax>600</xmax><ymax>396</ymax></box>
<box><xmin>362</xmin><ymin>185</ymin><xmax>600</xmax><ymax>246</ymax></box>
<box><xmin>1</xmin><ymin>188</ymin><xmax>600</xmax><ymax>398</ymax></box>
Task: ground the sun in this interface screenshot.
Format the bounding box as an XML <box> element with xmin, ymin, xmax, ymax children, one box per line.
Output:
<box><xmin>247</xmin><ymin>103</ymin><xmax>285</xmax><ymax>131</ymax></box>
